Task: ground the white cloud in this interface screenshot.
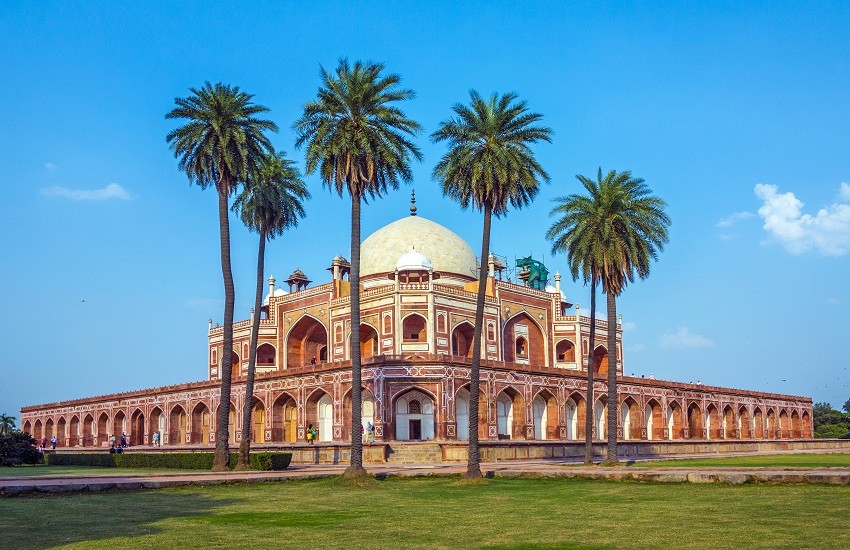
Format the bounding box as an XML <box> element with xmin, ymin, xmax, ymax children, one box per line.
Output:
<box><xmin>659</xmin><ymin>327</ymin><xmax>714</xmax><ymax>349</ymax></box>
<box><xmin>41</xmin><ymin>183</ymin><xmax>131</xmax><ymax>201</ymax></box>
<box><xmin>716</xmin><ymin>211</ymin><xmax>754</xmax><ymax>228</ymax></box>
<box><xmin>622</xmin><ymin>321</ymin><xmax>637</xmax><ymax>331</ymax></box>
<box><xmin>755</xmin><ymin>183</ymin><xmax>850</xmax><ymax>256</ymax></box>
<box><xmin>45</xmin><ymin>162</ymin><xmax>58</xmax><ymax>171</ymax></box>
<box><xmin>840</xmin><ymin>182</ymin><xmax>850</xmax><ymax>202</ymax></box>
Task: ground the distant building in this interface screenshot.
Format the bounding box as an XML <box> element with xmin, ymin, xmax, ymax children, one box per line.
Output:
<box><xmin>21</xmin><ymin>204</ymin><xmax>812</xmax><ymax>448</ymax></box>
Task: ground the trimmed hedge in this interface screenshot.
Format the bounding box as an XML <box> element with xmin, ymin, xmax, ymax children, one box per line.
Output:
<box><xmin>46</xmin><ymin>451</ymin><xmax>291</xmax><ymax>470</ymax></box>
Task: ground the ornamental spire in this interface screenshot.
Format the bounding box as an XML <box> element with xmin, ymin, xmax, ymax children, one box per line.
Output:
<box><xmin>410</xmin><ymin>190</ymin><xmax>417</xmax><ymax>216</ymax></box>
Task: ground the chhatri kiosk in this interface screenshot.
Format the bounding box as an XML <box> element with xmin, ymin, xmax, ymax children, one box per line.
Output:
<box><xmin>21</xmin><ymin>203</ymin><xmax>813</xmax><ymax>456</ymax></box>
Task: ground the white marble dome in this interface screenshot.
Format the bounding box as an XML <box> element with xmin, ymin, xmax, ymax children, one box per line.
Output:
<box><xmin>395</xmin><ymin>248</ymin><xmax>433</xmax><ymax>271</ymax></box>
<box><xmin>361</xmin><ymin>215</ymin><xmax>477</xmax><ymax>279</ymax></box>
<box><xmin>263</xmin><ymin>287</ymin><xmax>288</xmax><ymax>305</ymax></box>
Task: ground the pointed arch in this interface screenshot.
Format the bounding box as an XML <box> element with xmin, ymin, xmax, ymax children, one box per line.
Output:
<box><xmin>567</xmin><ymin>392</ymin><xmax>586</xmax><ymax>440</ymax></box>
<box><xmin>82</xmin><ymin>414</ymin><xmax>94</xmax><ymax>446</ymax></box>
<box><xmin>343</xmin><ymin>386</ymin><xmax>376</xmax><ymax>442</ymax></box>
<box><xmin>306</xmin><ymin>389</ymin><xmax>333</xmax><ymax>442</ymax></box>
<box><xmin>287</xmin><ymin>315</ymin><xmax>329</xmax><ymax>367</ymax></box>
<box><xmin>256</xmin><ymin>342</ymin><xmax>276</xmax><ymax>366</ymax></box>
<box><xmin>497</xmin><ymin>386</ymin><xmax>526</xmax><ymax>440</ymax></box>
<box><xmin>112</xmin><ymin>411</ymin><xmax>125</xmax><ymax>440</ymax></box>
<box><xmin>451</xmin><ymin>321</ymin><xmax>475</xmax><ymax>358</ymax></box>
<box><xmin>766</xmin><ymin>408</ymin><xmax>777</xmax><ymax>438</ymax></box>
<box><xmin>801</xmin><ymin>410</ymin><xmax>812</xmax><ymax>438</ymax></box>
<box><xmin>456</xmin><ymin>384</ymin><xmax>487</xmax><ymax>440</ymax></box>
<box><xmin>402</xmin><ymin>312</ymin><xmax>427</xmax><ymax>342</ymax></box>
<box><xmin>645</xmin><ymin>399</ymin><xmax>663</xmax><ymax>440</ymax></box>
<box><xmin>503</xmin><ymin>311</ymin><xmax>546</xmax><ymax>366</ymax></box>
<box><xmin>621</xmin><ymin>396</ymin><xmax>640</xmax><ymax>440</ymax></box>
<box><xmin>705</xmin><ymin>404</ymin><xmax>720</xmax><ymax>439</ymax></box>
<box><xmin>394</xmin><ymin>387</ymin><xmax>436</xmax><ymax>440</ymax></box>
<box><xmin>593</xmin><ymin>345</ymin><xmax>609</xmax><ymax>374</ymax></box>
<box><xmin>752</xmin><ymin>407</ymin><xmax>765</xmax><ymax>439</ymax></box>
<box><xmin>149</xmin><ymin>407</ymin><xmax>164</xmax><ymax>444</ymax></box>
<box><xmin>722</xmin><ymin>405</ymin><xmax>736</xmax><ymax>439</ymax></box>
<box><xmin>130</xmin><ymin>408</ymin><xmax>145</xmax><ymax>446</ymax></box>
<box><xmin>594</xmin><ymin>395</ymin><xmax>608</xmax><ymax>439</ymax></box>
<box><xmin>778</xmin><ymin>409</ymin><xmax>790</xmax><ymax>438</ymax></box>
<box><xmin>96</xmin><ymin>413</ymin><xmax>109</xmax><ymax>446</ymax></box>
<box><xmin>687</xmin><ymin>402</ymin><xmax>703</xmax><ymax>439</ymax></box>
<box><xmin>272</xmin><ymin>391</ymin><xmax>298</xmax><ymax>442</ymax></box>
<box><xmin>555</xmin><ymin>339</ymin><xmax>576</xmax><ymax>363</ymax></box>
<box><xmin>738</xmin><ymin>406</ymin><xmax>752</xmax><ymax>439</ymax></box>
<box><xmin>56</xmin><ymin>416</ymin><xmax>67</xmax><ymax>447</ymax></box>
<box><xmin>33</xmin><ymin>419</ymin><xmax>43</xmax><ymax>441</ymax></box>
<box><xmin>532</xmin><ymin>389</ymin><xmax>557</xmax><ymax>440</ymax></box>
<box><xmin>666</xmin><ymin>400</ymin><xmax>683</xmax><ymax>439</ymax></box>
<box><xmin>791</xmin><ymin>410</ymin><xmax>801</xmax><ymax>438</ymax></box>
<box><xmin>169</xmin><ymin>405</ymin><xmax>186</xmax><ymax>445</ymax></box>
<box><xmin>191</xmin><ymin>402</ymin><xmax>211</xmax><ymax>444</ymax></box>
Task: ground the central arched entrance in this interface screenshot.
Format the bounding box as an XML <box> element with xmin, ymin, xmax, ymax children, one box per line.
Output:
<box><xmin>395</xmin><ymin>389</ymin><xmax>435</xmax><ymax>440</ymax></box>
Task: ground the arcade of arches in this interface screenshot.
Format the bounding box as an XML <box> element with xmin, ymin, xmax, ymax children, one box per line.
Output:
<box><xmin>22</xmin><ymin>376</ymin><xmax>812</xmax><ymax>447</ymax></box>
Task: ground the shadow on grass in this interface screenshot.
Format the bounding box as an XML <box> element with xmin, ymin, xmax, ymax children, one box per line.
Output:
<box><xmin>0</xmin><ymin>490</ymin><xmax>234</xmax><ymax>549</ymax></box>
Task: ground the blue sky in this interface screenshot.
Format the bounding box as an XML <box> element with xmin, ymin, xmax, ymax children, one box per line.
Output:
<box><xmin>2</xmin><ymin>1</ymin><xmax>849</xmax><ymax>420</ymax></box>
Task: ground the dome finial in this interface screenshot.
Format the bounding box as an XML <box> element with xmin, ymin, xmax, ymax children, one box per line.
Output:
<box><xmin>410</xmin><ymin>189</ymin><xmax>417</xmax><ymax>216</ymax></box>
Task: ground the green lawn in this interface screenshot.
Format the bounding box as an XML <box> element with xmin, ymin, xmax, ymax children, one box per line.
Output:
<box><xmin>1</xmin><ymin>477</ymin><xmax>848</xmax><ymax>549</ymax></box>
<box><xmin>628</xmin><ymin>452</ymin><xmax>850</xmax><ymax>469</ymax></box>
<box><xmin>0</xmin><ymin>464</ymin><xmax>199</xmax><ymax>478</ymax></box>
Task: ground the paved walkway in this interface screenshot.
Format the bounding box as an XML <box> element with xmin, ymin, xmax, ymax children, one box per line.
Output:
<box><xmin>2</xmin><ymin>454</ymin><xmax>849</xmax><ymax>496</ymax></box>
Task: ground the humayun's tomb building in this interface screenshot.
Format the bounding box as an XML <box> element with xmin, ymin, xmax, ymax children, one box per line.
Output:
<box><xmin>21</xmin><ymin>204</ymin><xmax>813</xmax><ymax>460</ymax></box>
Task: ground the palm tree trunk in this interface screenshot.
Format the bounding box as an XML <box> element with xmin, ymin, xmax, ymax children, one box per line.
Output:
<box><xmin>466</xmin><ymin>203</ymin><xmax>492</xmax><ymax>479</ymax></box>
<box><xmin>345</xmin><ymin>193</ymin><xmax>367</xmax><ymax>477</ymax></box>
<box><xmin>605</xmin><ymin>292</ymin><xmax>619</xmax><ymax>463</ymax></box>
<box><xmin>237</xmin><ymin>229</ymin><xmax>266</xmax><ymax>469</ymax></box>
<box><xmin>584</xmin><ymin>278</ymin><xmax>597</xmax><ymax>464</ymax></box>
<box><xmin>213</xmin><ymin>186</ymin><xmax>235</xmax><ymax>470</ymax></box>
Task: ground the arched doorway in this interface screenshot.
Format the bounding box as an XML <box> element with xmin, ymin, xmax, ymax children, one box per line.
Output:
<box><xmin>451</xmin><ymin>322</ymin><xmax>475</xmax><ymax>358</ymax></box>
<box><xmin>287</xmin><ymin>316</ymin><xmax>328</xmax><ymax>367</ymax></box>
<box><xmin>395</xmin><ymin>389</ymin><xmax>435</xmax><ymax>440</ymax></box>
<box><xmin>130</xmin><ymin>409</ymin><xmax>145</xmax><ymax>446</ymax></box>
<box><xmin>56</xmin><ymin>417</ymin><xmax>66</xmax><ymax>447</ymax></box>
<box><xmin>252</xmin><ymin>399</ymin><xmax>266</xmax><ymax>444</ymax></box>
<box><xmin>645</xmin><ymin>400</ymin><xmax>662</xmax><ymax>440</ymax></box>
<box><xmin>82</xmin><ymin>415</ymin><xmax>94</xmax><ymax>446</ymax></box>
<box><xmin>33</xmin><ymin>419</ymin><xmax>43</xmax><ymax>441</ymax></box>
<box><xmin>738</xmin><ymin>407</ymin><xmax>752</xmax><ymax>439</ymax></box>
<box><xmin>667</xmin><ymin>402</ymin><xmax>683</xmax><ymax>440</ymax></box>
<box><xmin>227</xmin><ymin>403</ymin><xmax>237</xmax><ymax>445</ymax></box>
<box><xmin>96</xmin><ymin>413</ymin><xmax>108</xmax><ymax>446</ymax></box>
<box><xmin>802</xmin><ymin>411</ymin><xmax>812</xmax><ymax>438</ymax></box>
<box><xmin>687</xmin><ymin>403</ymin><xmax>703</xmax><ymax>439</ymax></box>
<box><xmin>192</xmin><ymin>403</ymin><xmax>211</xmax><ymax>444</ymax></box>
<box><xmin>229</xmin><ymin>351</ymin><xmax>241</xmax><ymax>381</ymax></box>
<box><xmin>306</xmin><ymin>391</ymin><xmax>333</xmax><ymax>442</ymax></box>
<box><xmin>622</xmin><ymin>397</ymin><xmax>640</xmax><ymax>440</ymax></box>
<box><xmin>779</xmin><ymin>410</ymin><xmax>790</xmax><ymax>438</ymax></box>
<box><xmin>149</xmin><ymin>408</ymin><xmax>164</xmax><ymax>443</ymax></box>
<box><xmin>69</xmin><ymin>415</ymin><xmax>80</xmax><ymax>447</ymax></box>
<box><xmin>753</xmin><ymin>407</ymin><xmax>765</xmax><ymax>438</ymax></box>
<box><xmin>722</xmin><ymin>406</ymin><xmax>735</xmax><ymax>439</ymax></box>
<box><xmin>359</xmin><ymin>324</ymin><xmax>379</xmax><ymax>359</ymax></box>
<box><xmin>113</xmin><ymin>412</ymin><xmax>125</xmax><ymax>441</ymax></box>
<box><xmin>503</xmin><ymin>313</ymin><xmax>545</xmax><ymax>366</ymax></box>
<box><xmin>45</xmin><ymin>418</ymin><xmax>55</xmax><ymax>442</ymax></box>
<box><xmin>169</xmin><ymin>405</ymin><xmax>186</xmax><ymax>445</ymax></box>
<box><xmin>791</xmin><ymin>411</ymin><xmax>801</xmax><ymax>438</ymax></box>
<box><xmin>22</xmin><ymin>420</ymin><xmax>31</xmax><ymax>436</ymax></box>
<box><xmin>594</xmin><ymin>396</ymin><xmax>608</xmax><ymax>439</ymax></box>
<box><xmin>272</xmin><ymin>393</ymin><xmax>297</xmax><ymax>443</ymax></box>
<box><xmin>497</xmin><ymin>388</ymin><xmax>525</xmax><ymax>440</ymax></box>
<box><xmin>455</xmin><ymin>386</ymin><xmax>486</xmax><ymax>440</ymax></box>
<box><xmin>566</xmin><ymin>394</ymin><xmax>583</xmax><ymax>440</ymax></box>
<box><xmin>706</xmin><ymin>405</ymin><xmax>720</xmax><ymax>439</ymax></box>
<box><xmin>532</xmin><ymin>391</ymin><xmax>556</xmax><ymax>440</ymax></box>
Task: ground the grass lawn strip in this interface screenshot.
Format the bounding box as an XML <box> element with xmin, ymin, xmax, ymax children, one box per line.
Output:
<box><xmin>628</xmin><ymin>452</ymin><xmax>850</xmax><ymax>469</ymax></box>
<box><xmin>1</xmin><ymin>477</ymin><xmax>848</xmax><ymax>549</ymax></box>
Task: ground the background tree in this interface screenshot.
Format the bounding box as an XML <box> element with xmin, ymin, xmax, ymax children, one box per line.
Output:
<box><xmin>844</xmin><ymin>398</ymin><xmax>850</xmax><ymax>414</ymax></box>
<box><xmin>432</xmin><ymin>91</ymin><xmax>551</xmax><ymax>478</ymax></box>
<box><xmin>294</xmin><ymin>59</ymin><xmax>421</xmax><ymax>477</ymax></box>
<box><xmin>166</xmin><ymin>82</ymin><xmax>277</xmax><ymax>469</ymax></box>
<box><xmin>232</xmin><ymin>151</ymin><xmax>309</xmax><ymax>469</ymax></box>
<box><xmin>0</xmin><ymin>413</ymin><xmax>16</xmax><ymax>436</ymax></box>
<box><xmin>548</xmin><ymin>189</ymin><xmax>604</xmax><ymax>464</ymax></box>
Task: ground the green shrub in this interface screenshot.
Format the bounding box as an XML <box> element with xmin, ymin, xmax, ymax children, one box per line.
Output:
<box><xmin>45</xmin><ymin>451</ymin><xmax>292</xmax><ymax>470</ymax></box>
<box><xmin>814</xmin><ymin>423</ymin><xmax>850</xmax><ymax>439</ymax></box>
<box><xmin>1</xmin><ymin>432</ymin><xmax>41</xmax><ymax>466</ymax></box>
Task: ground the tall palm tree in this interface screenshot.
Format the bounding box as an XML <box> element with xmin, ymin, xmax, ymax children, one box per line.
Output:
<box><xmin>548</xmin><ymin>188</ymin><xmax>604</xmax><ymax>464</ymax></box>
<box><xmin>166</xmin><ymin>82</ymin><xmax>277</xmax><ymax>470</ymax></box>
<box><xmin>0</xmin><ymin>413</ymin><xmax>16</xmax><ymax>435</ymax></box>
<box><xmin>432</xmin><ymin>91</ymin><xmax>551</xmax><ymax>478</ymax></box>
<box><xmin>550</xmin><ymin>169</ymin><xmax>670</xmax><ymax>463</ymax></box>
<box><xmin>294</xmin><ymin>59</ymin><xmax>421</xmax><ymax>477</ymax></box>
<box><xmin>233</xmin><ymin>152</ymin><xmax>309</xmax><ymax>469</ymax></box>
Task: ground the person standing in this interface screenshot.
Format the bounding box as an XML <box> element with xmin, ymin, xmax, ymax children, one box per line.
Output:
<box><xmin>306</xmin><ymin>424</ymin><xmax>316</xmax><ymax>444</ymax></box>
<box><xmin>50</xmin><ymin>435</ymin><xmax>57</xmax><ymax>450</ymax></box>
<box><xmin>120</xmin><ymin>432</ymin><xmax>127</xmax><ymax>448</ymax></box>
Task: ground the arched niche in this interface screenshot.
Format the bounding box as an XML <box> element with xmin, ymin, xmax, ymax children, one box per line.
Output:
<box><xmin>402</xmin><ymin>314</ymin><xmax>427</xmax><ymax>342</ymax></box>
<box><xmin>451</xmin><ymin>322</ymin><xmax>475</xmax><ymax>358</ymax></box>
<box><xmin>394</xmin><ymin>388</ymin><xmax>435</xmax><ymax>441</ymax></box>
<box><xmin>272</xmin><ymin>392</ymin><xmax>298</xmax><ymax>443</ymax></box>
<box><xmin>287</xmin><ymin>316</ymin><xmax>328</xmax><ymax>367</ymax></box>
<box><xmin>503</xmin><ymin>312</ymin><xmax>545</xmax><ymax>366</ymax></box>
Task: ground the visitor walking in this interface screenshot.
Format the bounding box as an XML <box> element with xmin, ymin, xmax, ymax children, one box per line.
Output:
<box><xmin>120</xmin><ymin>432</ymin><xmax>127</xmax><ymax>448</ymax></box>
<box><xmin>306</xmin><ymin>424</ymin><xmax>316</xmax><ymax>444</ymax></box>
<box><xmin>152</xmin><ymin>431</ymin><xmax>160</xmax><ymax>447</ymax></box>
<box><xmin>367</xmin><ymin>421</ymin><xmax>375</xmax><ymax>443</ymax></box>
<box><xmin>40</xmin><ymin>437</ymin><xmax>47</xmax><ymax>451</ymax></box>
<box><xmin>50</xmin><ymin>435</ymin><xmax>57</xmax><ymax>450</ymax></box>
<box><xmin>110</xmin><ymin>434</ymin><xmax>116</xmax><ymax>448</ymax></box>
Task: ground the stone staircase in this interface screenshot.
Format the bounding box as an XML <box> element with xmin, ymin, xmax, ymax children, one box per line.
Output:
<box><xmin>386</xmin><ymin>442</ymin><xmax>443</xmax><ymax>464</ymax></box>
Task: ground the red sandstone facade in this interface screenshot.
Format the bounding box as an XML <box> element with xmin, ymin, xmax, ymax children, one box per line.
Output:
<box><xmin>20</xmin><ymin>214</ymin><xmax>813</xmax><ymax>448</ymax></box>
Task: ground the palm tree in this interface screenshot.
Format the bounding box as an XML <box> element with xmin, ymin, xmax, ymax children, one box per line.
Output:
<box><xmin>550</xmin><ymin>169</ymin><xmax>670</xmax><ymax>463</ymax></box>
<box><xmin>548</xmin><ymin>188</ymin><xmax>604</xmax><ymax>464</ymax></box>
<box><xmin>294</xmin><ymin>59</ymin><xmax>421</xmax><ymax>477</ymax></box>
<box><xmin>432</xmin><ymin>91</ymin><xmax>551</xmax><ymax>478</ymax></box>
<box><xmin>0</xmin><ymin>413</ymin><xmax>16</xmax><ymax>435</ymax></box>
<box><xmin>233</xmin><ymin>152</ymin><xmax>309</xmax><ymax>469</ymax></box>
<box><xmin>166</xmin><ymin>82</ymin><xmax>277</xmax><ymax>470</ymax></box>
